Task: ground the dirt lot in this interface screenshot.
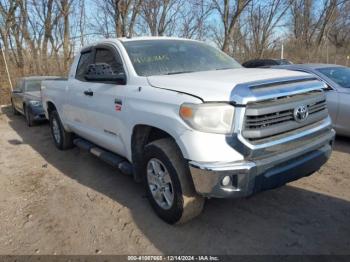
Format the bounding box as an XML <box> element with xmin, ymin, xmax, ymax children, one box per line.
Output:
<box><xmin>0</xmin><ymin>106</ymin><xmax>349</xmax><ymax>255</ymax></box>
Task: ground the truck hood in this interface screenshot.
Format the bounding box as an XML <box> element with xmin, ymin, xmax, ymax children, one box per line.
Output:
<box><xmin>147</xmin><ymin>68</ymin><xmax>311</xmax><ymax>102</ymax></box>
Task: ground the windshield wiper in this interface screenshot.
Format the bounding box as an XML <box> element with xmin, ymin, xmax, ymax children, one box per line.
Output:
<box><xmin>165</xmin><ymin>70</ymin><xmax>196</xmax><ymax>75</ymax></box>
<box><xmin>215</xmin><ymin>67</ymin><xmax>234</xmax><ymax>71</ymax></box>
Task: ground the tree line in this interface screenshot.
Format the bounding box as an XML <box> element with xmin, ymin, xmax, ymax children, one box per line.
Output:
<box><xmin>0</xmin><ymin>0</ymin><xmax>349</xmax><ymax>80</ymax></box>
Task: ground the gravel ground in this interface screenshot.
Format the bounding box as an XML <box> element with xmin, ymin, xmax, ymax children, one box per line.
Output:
<box><xmin>0</xmin><ymin>106</ymin><xmax>349</xmax><ymax>255</ymax></box>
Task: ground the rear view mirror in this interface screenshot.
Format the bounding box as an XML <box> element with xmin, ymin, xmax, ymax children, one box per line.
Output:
<box><xmin>85</xmin><ymin>63</ymin><xmax>126</xmax><ymax>85</ymax></box>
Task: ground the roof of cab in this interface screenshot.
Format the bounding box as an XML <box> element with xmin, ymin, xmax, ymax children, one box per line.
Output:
<box><xmin>80</xmin><ymin>36</ymin><xmax>198</xmax><ymax>51</ymax></box>
<box><xmin>117</xmin><ymin>36</ymin><xmax>193</xmax><ymax>42</ymax></box>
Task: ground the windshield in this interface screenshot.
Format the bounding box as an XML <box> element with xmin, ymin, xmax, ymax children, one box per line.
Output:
<box><xmin>317</xmin><ymin>67</ymin><xmax>350</xmax><ymax>88</ymax></box>
<box><xmin>25</xmin><ymin>80</ymin><xmax>42</xmax><ymax>92</ymax></box>
<box><xmin>122</xmin><ymin>40</ymin><xmax>241</xmax><ymax>76</ymax></box>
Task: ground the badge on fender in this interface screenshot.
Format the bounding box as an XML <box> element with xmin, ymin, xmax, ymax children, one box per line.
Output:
<box><xmin>114</xmin><ymin>98</ymin><xmax>123</xmax><ymax>111</ymax></box>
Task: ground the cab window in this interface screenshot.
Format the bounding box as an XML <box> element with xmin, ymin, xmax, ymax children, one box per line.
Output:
<box><xmin>76</xmin><ymin>51</ymin><xmax>93</xmax><ymax>81</ymax></box>
<box><xmin>14</xmin><ymin>80</ymin><xmax>24</xmax><ymax>92</ymax></box>
<box><xmin>94</xmin><ymin>48</ymin><xmax>124</xmax><ymax>75</ymax></box>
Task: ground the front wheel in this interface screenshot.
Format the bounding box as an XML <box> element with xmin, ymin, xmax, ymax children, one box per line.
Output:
<box><xmin>143</xmin><ymin>138</ymin><xmax>204</xmax><ymax>224</ymax></box>
<box><xmin>49</xmin><ymin>110</ymin><xmax>74</xmax><ymax>150</ymax></box>
<box><xmin>24</xmin><ymin>106</ymin><xmax>34</xmax><ymax>127</ymax></box>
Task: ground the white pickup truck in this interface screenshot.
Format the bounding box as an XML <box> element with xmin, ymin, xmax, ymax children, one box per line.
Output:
<box><xmin>42</xmin><ymin>37</ymin><xmax>335</xmax><ymax>224</ymax></box>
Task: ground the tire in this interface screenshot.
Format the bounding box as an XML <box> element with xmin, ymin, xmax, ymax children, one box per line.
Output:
<box><xmin>49</xmin><ymin>110</ymin><xmax>74</xmax><ymax>150</ymax></box>
<box><xmin>11</xmin><ymin>100</ymin><xmax>20</xmax><ymax>115</ymax></box>
<box><xmin>24</xmin><ymin>106</ymin><xmax>34</xmax><ymax>127</ymax></box>
<box><xmin>143</xmin><ymin>138</ymin><xmax>204</xmax><ymax>224</ymax></box>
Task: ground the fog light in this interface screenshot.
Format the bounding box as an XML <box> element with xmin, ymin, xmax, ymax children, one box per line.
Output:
<box><xmin>221</xmin><ymin>176</ymin><xmax>231</xmax><ymax>186</ymax></box>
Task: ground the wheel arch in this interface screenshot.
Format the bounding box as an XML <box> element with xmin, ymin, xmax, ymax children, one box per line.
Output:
<box><xmin>130</xmin><ymin>124</ymin><xmax>186</xmax><ymax>183</ymax></box>
<box><xmin>45</xmin><ymin>101</ymin><xmax>71</xmax><ymax>132</ymax></box>
<box><xmin>46</xmin><ymin>101</ymin><xmax>57</xmax><ymax>116</ymax></box>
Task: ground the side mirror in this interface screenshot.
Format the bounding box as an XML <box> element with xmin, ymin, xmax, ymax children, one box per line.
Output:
<box><xmin>85</xmin><ymin>63</ymin><xmax>126</xmax><ymax>85</ymax></box>
<box><xmin>323</xmin><ymin>83</ymin><xmax>334</xmax><ymax>91</ymax></box>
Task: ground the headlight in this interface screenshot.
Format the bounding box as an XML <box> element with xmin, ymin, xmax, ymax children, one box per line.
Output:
<box><xmin>29</xmin><ymin>100</ymin><xmax>42</xmax><ymax>107</ymax></box>
<box><xmin>179</xmin><ymin>103</ymin><xmax>234</xmax><ymax>134</ymax></box>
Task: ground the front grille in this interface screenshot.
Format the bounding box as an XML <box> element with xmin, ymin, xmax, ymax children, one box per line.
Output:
<box><xmin>242</xmin><ymin>91</ymin><xmax>328</xmax><ymax>142</ymax></box>
<box><xmin>245</xmin><ymin>109</ymin><xmax>294</xmax><ymax>129</ymax></box>
<box><xmin>245</xmin><ymin>99</ymin><xmax>327</xmax><ymax>130</ymax></box>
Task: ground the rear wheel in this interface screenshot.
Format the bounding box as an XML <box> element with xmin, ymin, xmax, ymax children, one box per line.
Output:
<box><xmin>143</xmin><ymin>138</ymin><xmax>204</xmax><ymax>224</ymax></box>
<box><xmin>49</xmin><ymin>110</ymin><xmax>74</xmax><ymax>150</ymax></box>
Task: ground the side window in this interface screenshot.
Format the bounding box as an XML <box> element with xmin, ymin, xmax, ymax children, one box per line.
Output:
<box><xmin>15</xmin><ymin>80</ymin><xmax>23</xmax><ymax>92</ymax></box>
<box><xmin>94</xmin><ymin>48</ymin><xmax>124</xmax><ymax>75</ymax></box>
<box><xmin>76</xmin><ymin>51</ymin><xmax>92</xmax><ymax>81</ymax></box>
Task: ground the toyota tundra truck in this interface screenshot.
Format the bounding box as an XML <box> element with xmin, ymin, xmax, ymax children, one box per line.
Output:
<box><xmin>41</xmin><ymin>37</ymin><xmax>335</xmax><ymax>224</ymax></box>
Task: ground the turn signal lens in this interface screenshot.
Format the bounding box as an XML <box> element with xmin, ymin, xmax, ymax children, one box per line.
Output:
<box><xmin>179</xmin><ymin>106</ymin><xmax>193</xmax><ymax>118</ymax></box>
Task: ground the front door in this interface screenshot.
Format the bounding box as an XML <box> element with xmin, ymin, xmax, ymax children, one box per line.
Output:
<box><xmin>325</xmin><ymin>89</ymin><xmax>339</xmax><ymax>125</ymax></box>
<box><xmin>86</xmin><ymin>46</ymin><xmax>128</xmax><ymax>156</ymax></box>
<box><xmin>69</xmin><ymin>45</ymin><xmax>128</xmax><ymax>157</ymax></box>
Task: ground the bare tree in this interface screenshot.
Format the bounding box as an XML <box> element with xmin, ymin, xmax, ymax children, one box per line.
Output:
<box><xmin>57</xmin><ymin>0</ymin><xmax>74</xmax><ymax>72</ymax></box>
<box><xmin>247</xmin><ymin>0</ymin><xmax>290</xmax><ymax>58</ymax></box>
<box><xmin>327</xmin><ymin>1</ymin><xmax>350</xmax><ymax>63</ymax></box>
<box><xmin>140</xmin><ymin>0</ymin><xmax>183</xmax><ymax>36</ymax></box>
<box><xmin>178</xmin><ymin>0</ymin><xmax>213</xmax><ymax>40</ymax></box>
<box><xmin>93</xmin><ymin>0</ymin><xmax>141</xmax><ymax>37</ymax></box>
<box><xmin>78</xmin><ymin>0</ymin><xmax>86</xmax><ymax>46</ymax></box>
<box><xmin>18</xmin><ymin>0</ymin><xmax>41</xmax><ymax>73</ymax></box>
<box><xmin>290</xmin><ymin>0</ymin><xmax>339</xmax><ymax>60</ymax></box>
<box><xmin>213</xmin><ymin>0</ymin><xmax>252</xmax><ymax>54</ymax></box>
<box><xmin>0</xmin><ymin>0</ymin><xmax>20</xmax><ymax>68</ymax></box>
<box><xmin>31</xmin><ymin>0</ymin><xmax>62</xmax><ymax>73</ymax></box>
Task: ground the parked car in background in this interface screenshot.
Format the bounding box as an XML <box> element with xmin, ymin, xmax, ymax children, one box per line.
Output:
<box><xmin>242</xmin><ymin>58</ymin><xmax>292</xmax><ymax>68</ymax></box>
<box><xmin>270</xmin><ymin>64</ymin><xmax>350</xmax><ymax>137</ymax></box>
<box><xmin>11</xmin><ymin>76</ymin><xmax>61</xmax><ymax>126</ymax></box>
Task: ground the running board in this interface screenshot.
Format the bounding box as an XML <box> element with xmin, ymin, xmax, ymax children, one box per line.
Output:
<box><xmin>73</xmin><ymin>138</ymin><xmax>133</xmax><ymax>175</ymax></box>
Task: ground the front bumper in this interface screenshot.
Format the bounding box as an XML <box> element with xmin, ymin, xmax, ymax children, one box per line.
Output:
<box><xmin>189</xmin><ymin>128</ymin><xmax>335</xmax><ymax>198</ymax></box>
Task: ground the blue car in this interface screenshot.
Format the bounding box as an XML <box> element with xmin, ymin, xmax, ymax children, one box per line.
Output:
<box><xmin>11</xmin><ymin>76</ymin><xmax>60</xmax><ymax>126</ymax></box>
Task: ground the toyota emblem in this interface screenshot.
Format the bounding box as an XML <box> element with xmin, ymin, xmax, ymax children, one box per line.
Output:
<box><xmin>294</xmin><ymin>105</ymin><xmax>309</xmax><ymax>122</ymax></box>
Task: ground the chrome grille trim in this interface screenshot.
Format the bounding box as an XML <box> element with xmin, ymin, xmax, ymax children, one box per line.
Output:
<box><xmin>242</xmin><ymin>91</ymin><xmax>328</xmax><ymax>141</ymax></box>
<box><xmin>230</xmin><ymin>76</ymin><xmax>326</xmax><ymax>105</ymax></box>
<box><xmin>230</xmin><ymin>76</ymin><xmax>331</xmax><ymax>150</ymax></box>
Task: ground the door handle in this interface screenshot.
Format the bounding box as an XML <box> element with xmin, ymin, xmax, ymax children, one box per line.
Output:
<box><xmin>84</xmin><ymin>89</ymin><xmax>93</xmax><ymax>96</ymax></box>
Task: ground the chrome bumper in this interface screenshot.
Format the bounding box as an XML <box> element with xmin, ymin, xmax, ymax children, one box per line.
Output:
<box><xmin>189</xmin><ymin>128</ymin><xmax>335</xmax><ymax>198</ymax></box>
